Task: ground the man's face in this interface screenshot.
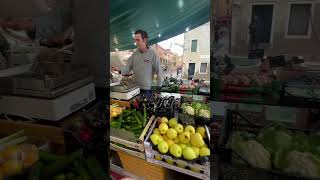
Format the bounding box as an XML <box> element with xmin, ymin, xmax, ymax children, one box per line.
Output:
<box><xmin>134</xmin><ymin>34</ymin><xmax>146</xmax><ymax>50</ymax></box>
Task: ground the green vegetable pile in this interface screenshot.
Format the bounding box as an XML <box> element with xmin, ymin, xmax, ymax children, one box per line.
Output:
<box><xmin>110</xmin><ymin>108</ymin><xmax>147</xmax><ymax>138</ymax></box>
<box><xmin>28</xmin><ymin>150</ymin><xmax>108</xmax><ymax>180</ymax></box>
<box><xmin>228</xmin><ymin>123</ymin><xmax>320</xmax><ymax>178</ymax></box>
<box><xmin>181</xmin><ymin>102</ymin><xmax>210</xmax><ymax>118</ymax></box>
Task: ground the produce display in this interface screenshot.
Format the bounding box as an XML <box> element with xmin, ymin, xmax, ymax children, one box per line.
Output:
<box><xmin>149</xmin><ymin>117</ymin><xmax>210</xmax><ymax>164</ymax></box>
<box><xmin>110</xmin><ymin>108</ymin><xmax>148</xmax><ymax>139</ymax></box>
<box><xmin>0</xmin><ymin>130</ymin><xmax>38</xmax><ymax>179</ymax></box>
<box><xmin>181</xmin><ymin>102</ymin><xmax>210</xmax><ymax>118</ymax></box>
<box><xmin>221</xmin><ymin>73</ymin><xmax>273</xmax><ymax>86</ymax></box>
<box><xmin>110</xmin><ymin>104</ymin><xmax>124</xmax><ymax>118</ymax></box>
<box><xmin>227</xmin><ymin>123</ymin><xmax>320</xmax><ymax>178</ymax></box>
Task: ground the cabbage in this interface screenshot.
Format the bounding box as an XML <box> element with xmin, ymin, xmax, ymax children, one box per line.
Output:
<box><xmin>284</xmin><ymin>151</ymin><xmax>320</xmax><ymax>178</ymax></box>
<box><xmin>183</xmin><ymin>106</ymin><xmax>195</xmax><ymax>116</ymax></box>
<box><xmin>198</xmin><ymin>109</ymin><xmax>210</xmax><ymax>118</ymax></box>
<box><xmin>230</xmin><ymin>132</ymin><xmax>271</xmax><ymax>169</ymax></box>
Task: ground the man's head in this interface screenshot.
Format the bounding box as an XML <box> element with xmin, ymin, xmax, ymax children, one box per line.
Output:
<box><xmin>134</xmin><ymin>30</ymin><xmax>148</xmax><ymax>51</ymax></box>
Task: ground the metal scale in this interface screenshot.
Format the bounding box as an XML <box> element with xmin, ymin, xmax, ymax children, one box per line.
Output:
<box><xmin>0</xmin><ymin>0</ymin><xmax>96</xmax><ymax>121</ymax></box>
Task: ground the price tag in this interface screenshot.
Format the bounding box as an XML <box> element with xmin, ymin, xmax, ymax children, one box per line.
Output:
<box><xmin>265</xmin><ymin>106</ymin><xmax>297</xmax><ymax>123</ymax></box>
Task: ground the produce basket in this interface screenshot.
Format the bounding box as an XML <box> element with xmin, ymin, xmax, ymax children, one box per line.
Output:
<box><xmin>218</xmin><ymin>109</ymin><xmax>318</xmax><ymax>180</ymax></box>
<box><xmin>179</xmin><ymin>101</ymin><xmax>211</xmax><ymax>126</ymax></box>
<box><xmin>144</xmin><ymin>117</ymin><xmax>211</xmax><ymax>180</ymax></box>
<box><xmin>110</xmin><ymin>115</ymin><xmax>156</xmax><ymax>159</ymax></box>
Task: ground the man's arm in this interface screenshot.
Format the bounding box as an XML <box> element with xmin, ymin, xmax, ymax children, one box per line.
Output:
<box><xmin>153</xmin><ymin>53</ymin><xmax>163</xmax><ymax>87</ymax></box>
<box><xmin>120</xmin><ymin>55</ymin><xmax>133</xmax><ymax>75</ymax></box>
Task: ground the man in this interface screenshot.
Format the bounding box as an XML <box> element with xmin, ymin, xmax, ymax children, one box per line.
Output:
<box><xmin>0</xmin><ymin>0</ymin><xmax>108</xmax><ymax>87</ymax></box>
<box><xmin>116</xmin><ymin>30</ymin><xmax>163</xmax><ymax>97</ymax></box>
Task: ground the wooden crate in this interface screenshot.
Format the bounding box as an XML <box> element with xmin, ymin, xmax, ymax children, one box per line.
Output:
<box><xmin>110</xmin><ymin>115</ymin><xmax>156</xmax><ymax>159</ymax></box>
<box><xmin>110</xmin><ymin>99</ymin><xmax>131</xmax><ymax>109</ymax></box>
<box><xmin>117</xmin><ymin>151</ymin><xmax>167</xmax><ymax>180</ymax></box>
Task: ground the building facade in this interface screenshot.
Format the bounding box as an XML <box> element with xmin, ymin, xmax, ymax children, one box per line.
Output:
<box><xmin>182</xmin><ymin>22</ymin><xmax>210</xmax><ymax>81</ymax></box>
<box><xmin>231</xmin><ymin>0</ymin><xmax>320</xmax><ymax>61</ymax></box>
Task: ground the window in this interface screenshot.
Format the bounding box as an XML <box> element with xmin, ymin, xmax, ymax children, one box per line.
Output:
<box><xmin>199</xmin><ymin>63</ymin><xmax>208</xmax><ymax>74</ymax></box>
<box><xmin>191</xmin><ymin>40</ymin><xmax>198</xmax><ymax>52</ymax></box>
<box><xmin>287</xmin><ymin>3</ymin><xmax>311</xmax><ymax>36</ymax></box>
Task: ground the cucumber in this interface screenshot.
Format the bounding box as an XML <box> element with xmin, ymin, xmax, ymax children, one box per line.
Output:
<box><xmin>122</xmin><ymin>109</ymin><xmax>136</xmax><ymax>118</ymax></box>
<box><xmin>85</xmin><ymin>156</ymin><xmax>108</xmax><ymax>180</ymax></box>
<box><xmin>41</xmin><ymin>150</ymin><xmax>82</xmax><ymax>178</ymax></box>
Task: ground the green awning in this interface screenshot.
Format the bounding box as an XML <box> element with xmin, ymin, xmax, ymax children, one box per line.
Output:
<box><xmin>110</xmin><ymin>0</ymin><xmax>210</xmax><ymax>51</ymax></box>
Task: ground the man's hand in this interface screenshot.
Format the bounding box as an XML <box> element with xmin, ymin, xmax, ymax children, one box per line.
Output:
<box><xmin>1</xmin><ymin>18</ymin><xmax>34</xmax><ymax>32</ymax></box>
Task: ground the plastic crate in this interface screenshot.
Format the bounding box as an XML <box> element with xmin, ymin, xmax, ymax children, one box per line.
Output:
<box><xmin>218</xmin><ymin>110</ymin><xmax>316</xmax><ymax>180</ymax></box>
<box><xmin>144</xmin><ymin>117</ymin><xmax>211</xmax><ymax>180</ymax></box>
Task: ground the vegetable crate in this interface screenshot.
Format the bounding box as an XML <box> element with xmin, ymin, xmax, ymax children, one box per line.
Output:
<box><xmin>218</xmin><ymin>110</ymin><xmax>317</xmax><ymax>180</ymax></box>
<box><xmin>144</xmin><ymin>117</ymin><xmax>210</xmax><ymax>180</ymax></box>
<box><xmin>110</xmin><ymin>115</ymin><xmax>156</xmax><ymax>159</ymax></box>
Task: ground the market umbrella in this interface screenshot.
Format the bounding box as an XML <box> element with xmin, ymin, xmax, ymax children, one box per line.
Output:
<box><xmin>110</xmin><ymin>0</ymin><xmax>210</xmax><ymax>51</ymax></box>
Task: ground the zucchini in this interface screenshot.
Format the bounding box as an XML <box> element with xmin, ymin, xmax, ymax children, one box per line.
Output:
<box><xmin>85</xmin><ymin>156</ymin><xmax>108</xmax><ymax>180</ymax></box>
<box><xmin>122</xmin><ymin>109</ymin><xmax>136</xmax><ymax>118</ymax></box>
<box><xmin>41</xmin><ymin>150</ymin><xmax>82</xmax><ymax>178</ymax></box>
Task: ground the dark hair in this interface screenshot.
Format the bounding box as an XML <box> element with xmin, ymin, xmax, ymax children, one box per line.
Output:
<box><xmin>135</xmin><ymin>30</ymin><xmax>148</xmax><ymax>40</ymax></box>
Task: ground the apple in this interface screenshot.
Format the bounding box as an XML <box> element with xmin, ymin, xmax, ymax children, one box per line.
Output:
<box><xmin>191</xmin><ymin>133</ymin><xmax>205</xmax><ymax>148</ymax></box>
<box><xmin>196</xmin><ymin>127</ymin><xmax>206</xmax><ymax>138</ymax></box>
<box><xmin>166</xmin><ymin>128</ymin><xmax>177</xmax><ymax>139</ymax></box>
<box><xmin>191</xmin><ymin>146</ymin><xmax>200</xmax><ymax>158</ymax></box>
<box><xmin>191</xmin><ymin>167</ymin><xmax>201</xmax><ymax>173</ymax></box>
<box><xmin>155</xmin><ymin>155</ymin><xmax>162</xmax><ymax>160</ymax></box>
<box><xmin>174</xmin><ymin>137</ymin><xmax>180</xmax><ymax>144</ymax></box>
<box><xmin>162</xmin><ymin>135</ymin><xmax>169</xmax><ymax>141</ymax></box>
<box><xmin>199</xmin><ymin>147</ymin><xmax>210</xmax><ymax>157</ymax></box>
<box><xmin>158</xmin><ymin>141</ymin><xmax>169</xmax><ymax>154</ymax></box>
<box><xmin>179</xmin><ymin>143</ymin><xmax>187</xmax><ymax>150</ymax></box>
<box><xmin>182</xmin><ymin>147</ymin><xmax>197</xmax><ymax>160</ymax></box>
<box><xmin>179</xmin><ymin>132</ymin><xmax>190</xmax><ymax>144</ymax></box>
<box><xmin>150</xmin><ymin>134</ymin><xmax>161</xmax><ymax>145</ymax></box>
<box><xmin>177</xmin><ymin>163</ymin><xmax>187</xmax><ymax>168</ymax></box>
<box><xmin>165</xmin><ymin>159</ymin><xmax>174</xmax><ymax>165</ymax></box>
<box><xmin>153</xmin><ymin>128</ymin><xmax>161</xmax><ymax>135</ymax></box>
<box><xmin>169</xmin><ymin>144</ymin><xmax>182</xmax><ymax>158</ymax></box>
<box><xmin>185</xmin><ymin>125</ymin><xmax>195</xmax><ymax>135</ymax></box>
<box><xmin>168</xmin><ymin>118</ymin><xmax>178</xmax><ymax>128</ymax></box>
<box><xmin>159</xmin><ymin>123</ymin><xmax>169</xmax><ymax>134</ymax></box>
<box><xmin>166</xmin><ymin>139</ymin><xmax>175</xmax><ymax>148</ymax></box>
<box><xmin>160</xmin><ymin>117</ymin><xmax>168</xmax><ymax>124</ymax></box>
<box><xmin>174</xmin><ymin>124</ymin><xmax>184</xmax><ymax>134</ymax></box>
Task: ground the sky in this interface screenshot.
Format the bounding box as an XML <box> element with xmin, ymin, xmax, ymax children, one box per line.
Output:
<box><xmin>158</xmin><ymin>33</ymin><xmax>184</xmax><ymax>56</ymax></box>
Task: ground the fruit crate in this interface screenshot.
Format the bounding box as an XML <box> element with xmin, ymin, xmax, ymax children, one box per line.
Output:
<box><xmin>144</xmin><ymin>117</ymin><xmax>210</xmax><ymax>180</ymax></box>
<box><xmin>218</xmin><ymin>110</ymin><xmax>316</xmax><ymax>180</ymax></box>
<box><xmin>110</xmin><ymin>115</ymin><xmax>156</xmax><ymax>159</ymax></box>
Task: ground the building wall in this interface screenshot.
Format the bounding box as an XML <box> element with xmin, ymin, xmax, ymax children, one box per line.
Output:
<box><xmin>182</xmin><ymin>22</ymin><xmax>210</xmax><ymax>80</ymax></box>
<box><xmin>231</xmin><ymin>0</ymin><xmax>320</xmax><ymax>61</ymax></box>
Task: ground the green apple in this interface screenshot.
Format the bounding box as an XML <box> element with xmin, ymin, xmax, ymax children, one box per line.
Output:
<box><xmin>158</xmin><ymin>136</ymin><xmax>164</xmax><ymax>143</ymax></box>
<box><xmin>169</xmin><ymin>144</ymin><xmax>182</xmax><ymax>158</ymax></box>
<box><xmin>186</xmin><ymin>143</ymin><xmax>192</xmax><ymax>147</ymax></box>
<box><xmin>183</xmin><ymin>147</ymin><xmax>197</xmax><ymax>160</ymax></box>
<box><xmin>155</xmin><ymin>155</ymin><xmax>162</xmax><ymax>160</ymax></box>
<box><xmin>179</xmin><ymin>143</ymin><xmax>187</xmax><ymax>150</ymax></box>
<box><xmin>159</xmin><ymin>123</ymin><xmax>169</xmax><ymax>134</ymax></box>
<box><xmin>162</xmin><ymin>135</ymin><xmax>168</xmax><ymax>141</ymax></box>
<box><xmin>166</xmin><ymin>128</ymin><xmax>177</xmax><ymax>139</ymax></box>
<box><xmin>185</xmin><ymin>125</ymin><xmax>195</xmax><ymax>135</ymax></box>
<box><xmin>165</xmin><ymin>159</ymin><xmax>174</xmax><ymax>165</ymax></box>
<box><xmin>157</xmin><ymin>141</ymin><xmax>169</xmax><ymax>154</ymax></box>
<box><xmin>191</xmin><ymin>146</ymin><xmax>200</xmax><ymax>158</ymax></box>
<box><xmin>174</xmin><ymin>137</ymin><xmax>180</xmax><ymax>144</ymax></box>
<box><xmin>199</xmin><ymin>147</ymin><xmax>210</xmax><ymax>157</ymax></box>
<box><xmin>166</xmin><ymin>139</ymin><xmax>175</xmax><ymax>148</ymax></box>
<box><xmin>196</xmin><ymin>127</ymin><xmax>206</xmax><ymax>138</ymax></box>
<box><xmin>153</xmin><ymin>128</ymin><xmax>161</xmax><ymax>135</ymax></box>
<box><xmin>160</xmin><ymin>117</ymin><xmax>169</xmax><ymax>124</ymax></box>
<box><xmin>191</xmin><ymin>133</ymin><xmax>205</xmax><ymax>148</ymax></box>
<box><xmin>150</xmin><ymin>134</ymin><xmax>161</xmax><ymax>145</ymax></box>
<box><xmin>191</xmin><ymin>167</ymin><xmax>201</xmax><ymax>173</ymax></box>
<box><xmin>174</xmin><ymin>124</ymin><xmax>184</xmax><ymax>134</ymax></box>
<box><xmin>168</xmin><ymin>118</ymin><xmax>178</xmax><ymax>128</ymax></box>
<box><xmin>177</xmin><ymin>162</ymin><xmax>187</xmax><ymax>168</ymax></box>
<box><xmin>179</xmin><ymin>132</ymin><xmax>190</xmax><ymax>144</ymax></box>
